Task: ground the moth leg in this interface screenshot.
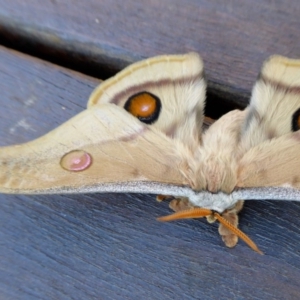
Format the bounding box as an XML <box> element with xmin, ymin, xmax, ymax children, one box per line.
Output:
<box><xmin>168</xmin><ymin>197</ymin><xmax>194</xmax><ymax>212</ymax></box>
<box><xmin>156</xmin><ymin>195</ymin><xmax>175</xmax><ymax>202</ymax></box>
<box><xmin>218</xmin><ymin>200</ymin><xmax>244</xmax><ymax>248</ymax></box>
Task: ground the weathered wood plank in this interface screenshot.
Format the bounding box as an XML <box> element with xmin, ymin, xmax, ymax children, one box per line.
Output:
<box><xmin>0</xmin><ymin>46</ymin><xmax>300</xmax><ymax>299</ymax></box>
<box><xmin>0</xmin><ymin>0</ymin><xmax>300</xmax><ymax>110</ymax></box>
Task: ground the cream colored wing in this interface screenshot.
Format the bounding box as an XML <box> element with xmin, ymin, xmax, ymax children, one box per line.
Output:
<box><xmin>0</xmin><ymin>104</ymin><xmax>190</xmax><ymax>194</ymax></box>
<box><xmin>237</xmin><ymin>55</ymin><xmax>300</xmax><ymax>191</ymax></box>
<box><xmin>240</xmin><ymin>55</ymin><xmax>300</xmax><ymax>151</ymax></box>
<box><xmin>88</xmin><ymin>53</ymin><xmax>206</xmax><ymax>152</ymax></box>
<box><xmin>237</xmin><ymin>131</ymin><xmax>300</xmax><ymax>190</ymax></box>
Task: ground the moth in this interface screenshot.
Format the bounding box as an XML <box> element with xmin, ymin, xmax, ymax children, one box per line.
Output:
<box><xmin>1</xmin><ymin>53</ymin><xmax>300</xmax><ymax>254</ymax></box>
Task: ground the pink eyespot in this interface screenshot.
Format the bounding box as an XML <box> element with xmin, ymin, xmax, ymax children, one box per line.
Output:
<box><xmin>60</xmin><ymin>150</ymin><xmax>92</xmax><ymax>172</ymax></box>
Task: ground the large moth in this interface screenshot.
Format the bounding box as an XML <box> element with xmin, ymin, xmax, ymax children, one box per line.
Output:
<box><xmin>1</xmin><ymin>52</ymin><xmax>300</xmax><ymax>254</ymax></box>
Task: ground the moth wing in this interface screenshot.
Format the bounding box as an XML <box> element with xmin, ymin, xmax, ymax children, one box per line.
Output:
<box><xmin>0</xmin><ymin>104</ymin><xmax>190</xmax><ymax>194</ymax></box>
<box><xmin>88</xmin><ymin>53</ymin><xmax>206</xmax><ymax>151</ymax></box>
<box><xmin>240</xmin><ymin>55</ymin><xmax>300</xmax><ymax>150</ymax></box>
<box><xmin>236</xmin><ymin>55</ymin><xmax>300</xmax><ymax>199</ymax></box>
<box><xmin>237</xmin><ymin>131</ymin><xmax>300</xmax><ymax>191</ymax></box>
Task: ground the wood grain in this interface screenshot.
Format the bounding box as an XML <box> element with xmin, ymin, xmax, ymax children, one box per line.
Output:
<box><xmin>1</xmin><ymin>0</ymin><xmax>300</xmax><ymax>112</ymax></box>
<box><xmin>1</xmin><ymin>46</ymin><xmax>300</xmax><ymax>300</ymax></box>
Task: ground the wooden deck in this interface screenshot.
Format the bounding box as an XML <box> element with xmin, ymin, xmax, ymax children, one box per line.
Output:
<box><xmin>0</xmin><ymin>1</ymin><xmax>300</xmax><ymax>299</ymax></box>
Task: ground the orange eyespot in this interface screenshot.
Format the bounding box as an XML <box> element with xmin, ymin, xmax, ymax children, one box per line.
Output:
<box><xmin>124</xmin><ymin>91</ymin><xmax>161</xmax><ymax>124</ymax></box>
<box><xmin>60</xmin><ymin>150</ymin><xmax>92</xmax><ymax>172</ymax></box>
<box><xmin>292</xmin><ymin>108</ymin><xmax>300</xmax><ymax>131</ymax></box>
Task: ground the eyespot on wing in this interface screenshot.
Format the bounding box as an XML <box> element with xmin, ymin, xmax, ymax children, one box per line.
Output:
<box><xmin>60</xmin><ymin>150</ymin><xmax>92</xmax><ymax>172</ymax></box>
<box><xmin>124</xmin><ymin>91</ymin><xmax>161</xmax><ymax>124</ymax></box>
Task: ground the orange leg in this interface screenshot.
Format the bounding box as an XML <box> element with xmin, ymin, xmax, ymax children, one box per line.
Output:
<box><xmin>169</xmin><ymin>197</ymin><xmax>193</xmax><ymax>211</ymax></box>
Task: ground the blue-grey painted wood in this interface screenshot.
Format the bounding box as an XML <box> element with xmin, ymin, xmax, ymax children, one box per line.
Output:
<box><xmin>0</xmin><ymin>46</ymin><xmax>300</xmax><ymax>300</ymax></box>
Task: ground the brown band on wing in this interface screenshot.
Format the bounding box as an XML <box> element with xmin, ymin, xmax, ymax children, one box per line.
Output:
<box><xmin>165</xmin><ymin>115</ymin><xmax>204</xmax><ymax>138</ymax></box>
<box><xmin>88</xmin><ymin>53</ymin><xmax>204</xmax><ymax>107</ymax></box>
<box><xmin>241</xmin><ymin>106</ymin><xmax>262</xmax><ymax>134</ymax></box>
<box><xmin>110</xmin><ymin>72</ymin><xmax>204</xmax><ymax>106</ymax></box>
<box><xmin>260</xmin><ymin>75</ymin><xmax>300</xmax><ymax>95</ymax></box>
